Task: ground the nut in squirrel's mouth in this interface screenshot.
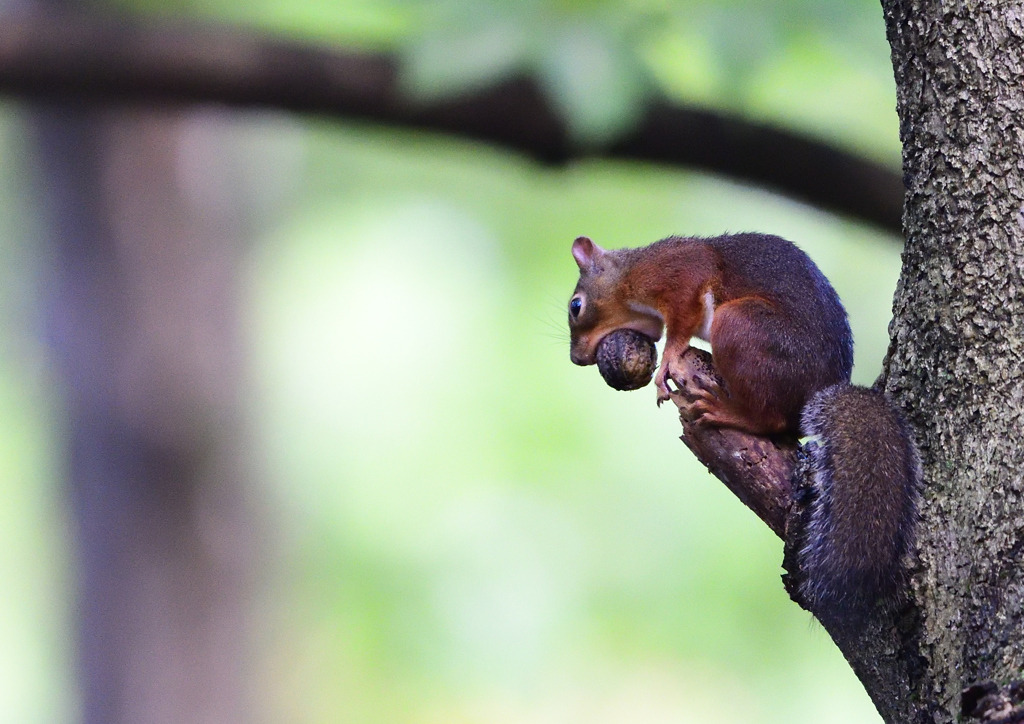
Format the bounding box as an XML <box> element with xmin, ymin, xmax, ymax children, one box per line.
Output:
<box><xmin>572</xmin><ymin>318</ymin><xmax>663</xmax><ymax>366</ymax></box>
<box><xmin>594</xmin><ymin>329</ymin><xmax>658</xmax><ymax>391</ymax></box>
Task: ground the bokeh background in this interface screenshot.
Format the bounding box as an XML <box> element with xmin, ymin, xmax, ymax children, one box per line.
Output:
<box><xmin>0</xmin><ymin>0</ymin><xmax>902</xmax><ymax>722</ymax></box>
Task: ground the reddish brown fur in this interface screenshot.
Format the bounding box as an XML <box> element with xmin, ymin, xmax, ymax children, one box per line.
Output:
<box><xmin>569</xmin><ymin>234</ymin><xmax>853</xmax><ymax>435</ymax></box>
<box><xmin>569</xmin><ymin>234</ymin><xmax>918</xmax><ymax>625</ymax></box>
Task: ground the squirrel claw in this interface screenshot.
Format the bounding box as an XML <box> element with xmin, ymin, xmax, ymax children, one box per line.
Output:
<box><xmin>686</xmin><ymin>398</ymin><xmax>715</xmax><ymax>423</ymax></box>
<box><xmin>691</xmin><ymin>375</ymin><xmax>726</xmax><ymax>400</ymax></box>
<box><xmin>655</xmin><ymin>377</ymin><xmax>672</xmax><ymax>406</ymax></box>
<box><xmin>654</xmin><ymin>354</ymin><xmax>688</xmax><ymax>407</ymax></box>
<box><xmin>655</xmin><ymin>367</ymin><xmax>684</xmax><ymax>407</ymax></box>
<box><xmin>654</xmin><ymin>363</ymin><xmax>672</xmax><ymax>406</ymax></box>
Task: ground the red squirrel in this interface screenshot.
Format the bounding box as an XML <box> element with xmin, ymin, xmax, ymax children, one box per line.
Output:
<box><xmin>568</xmin><ymin>233</ymin><xmax>920</xmax><ymax>623</ymax></box>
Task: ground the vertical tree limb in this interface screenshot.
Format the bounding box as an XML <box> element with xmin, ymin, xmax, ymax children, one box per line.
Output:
<box><xmin>32</xmin><ymin>103</ymin><xmax>256</xmax><ymax>724</ymax></box>
<box><xmin>880</xmin><ymin>1</ymin><xmax>1024</xmax><ymax>721</ymax></box>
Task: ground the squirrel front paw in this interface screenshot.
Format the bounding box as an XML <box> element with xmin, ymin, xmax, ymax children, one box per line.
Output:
<box><xmin>665</xmin><ymin>351</ymin><xmax>730</xmax><ymax>423</ymax></box>
<box><xmin>655</xmin><ymin>366</ymin><xmax>673</xmax><ymax>406</ymax></box>
<box><xmin>654</xmin><ymin>354</ymin><xmax>687</xmax><ymax>406</ymax></box>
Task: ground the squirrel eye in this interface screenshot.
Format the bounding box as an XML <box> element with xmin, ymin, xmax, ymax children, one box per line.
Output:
<box><xmin>569</xmin><ymin>296</ymin><xmax>583</xmax><ymax>318</ymax></box>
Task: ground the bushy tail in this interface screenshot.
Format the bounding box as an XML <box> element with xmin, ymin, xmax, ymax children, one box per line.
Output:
<box><xmin>799</xmin><ymin>384</ymin><xmax>921</xmax><ymax>625</ymax></box>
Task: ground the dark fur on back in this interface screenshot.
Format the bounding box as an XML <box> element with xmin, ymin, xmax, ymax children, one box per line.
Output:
<box><xmin>800</xmin><ymin>384</ymin><xmax>921</xmax><ymax>625</ymax></box>
<box><xmin>708</xmin><ymin>233</ymin><xmax>854</xmax><ymax>393</ymax></box>
<box><xmin>613</xmin><ymin>234</ymin><xmax>855</xmax><ymax>433</ymax></box>
<box><xmin>615</xmin><ymin>233</ymin><xmax>855</xmax><ymax>425</ymax></box>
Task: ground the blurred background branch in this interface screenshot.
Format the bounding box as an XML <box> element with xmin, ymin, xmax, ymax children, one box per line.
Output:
<box><xmin>0</xmin><ymin>10</ymin><xmax>903</xmax><ymax>233</ymax></box>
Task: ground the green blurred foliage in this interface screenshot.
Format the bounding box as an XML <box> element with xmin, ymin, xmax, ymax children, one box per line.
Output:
<box><xmin>108</xmin><ymin>0</ymin><xmax>900</xmax><ymax>158</ymax></box>
<box><xmin>0</xmin><ymin>111</ymin><xmax>76</xmax><ymax>724</ymax></box>
<box><xmin>0</xmin><ymin>0</ymin><xmax>903</xmax><ymax>722</ymax></box>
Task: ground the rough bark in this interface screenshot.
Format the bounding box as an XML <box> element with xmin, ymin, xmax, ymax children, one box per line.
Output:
<box><xmin>877</xmin><ymin>0</ymin><xmax>1024</xmax><ymax>720</ymax></box>
<box><xmin>32</xmin><ymin>104</ymin><xmax>255</xmax><ymax>724</ymax></box>
<box><xmin>669</xmin><ymin>349</ymin><xmax>796</xmax><ymax>539</ymax></box>
<box><xmin>667</xmin><ymin>352</ymin><xmax>925</xmax><ymax>722</ymax></box>
<box><xmin>0</xmin><ymin>9</ymin><xmax>905</xmax><ymax>232</ymax></box>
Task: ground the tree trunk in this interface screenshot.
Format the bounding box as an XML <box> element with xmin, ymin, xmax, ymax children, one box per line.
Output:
<box><xmin>878</xmin><ymin>1</ymin><xmax>1024</xmax><ymax>721</ymax></box>
<box><xmin>32</xmin><ymin>104</ymin><xmax>255</xmax><ymax>724</ymax></box>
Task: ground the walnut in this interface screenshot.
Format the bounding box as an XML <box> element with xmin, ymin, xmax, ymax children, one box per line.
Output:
<box><xmin>595</xmin><ymin>329</ymin><xmax>657</xmax><ymax>391</ymax></box>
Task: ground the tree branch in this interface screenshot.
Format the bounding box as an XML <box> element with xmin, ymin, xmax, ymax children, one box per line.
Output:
<box><xmin>667</xmin><ymin>347</ymin><xmax>917</xmax><ymax>722</ymax></box>
<box><xmin>0</xmin><ymin>9</ymin><xmax>905</xmax><ymax>234</ymax></box>
<box><xmin>668</xmin><ymin>349</ymin><xmax>797</xmax><ymax>538</ymax></box>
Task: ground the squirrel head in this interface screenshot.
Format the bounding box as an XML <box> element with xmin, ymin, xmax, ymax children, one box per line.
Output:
<box><xmin>568</xmin><ymin>236</ymin><xmax>664</xmax><ymax>366</ymax></box>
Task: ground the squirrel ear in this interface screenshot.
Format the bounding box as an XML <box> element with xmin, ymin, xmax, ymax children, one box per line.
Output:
<box><xmin>572</xmin><ymin>236</ymin><xmax>605</xmax><ymax>270</ymax></box>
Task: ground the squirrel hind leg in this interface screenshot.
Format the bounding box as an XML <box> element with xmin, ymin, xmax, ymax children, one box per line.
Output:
<box><xmin>674</xmin><ymin>357</ymin><xmax>789</xmax><ymax>434</ymax></box>
<box><xmin>706</xmin><ymin>300</ymin><xmax>811</xmax><ymax>434</ymax></box>
<box><xmin>686</xmin><ymin>382</ymin><xmax>789</xmax><ymax>435</ymax></box>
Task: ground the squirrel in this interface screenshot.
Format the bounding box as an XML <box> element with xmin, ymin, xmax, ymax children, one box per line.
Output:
<box><xmin>567</xmin><ymin>233</ymin><xmax>920</xmax><ymax>624</ymax></box>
